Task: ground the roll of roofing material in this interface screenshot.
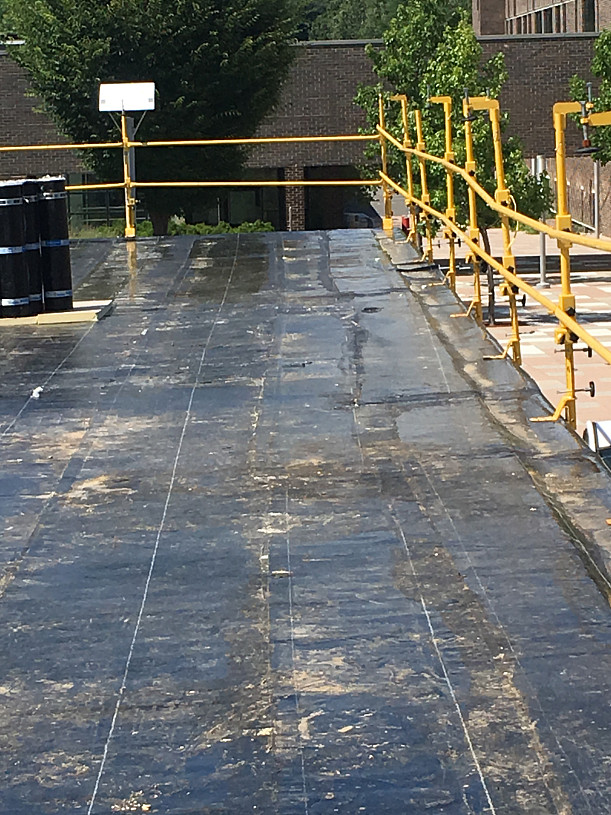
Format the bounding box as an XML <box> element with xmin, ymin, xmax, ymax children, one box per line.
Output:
<box><xmin>39</xmin><ymin>176</ymin><xmax>73</xmax><ymax>313</ymax></box>
<box><xmin>22</xmin><ymin>179</ymin><xmax>43</xmax><ymax>315</ymax></box>
<box><xmin>0</xmin><ymin>180</ymin><xmax>30</xmax><ymax>318</ymax></box>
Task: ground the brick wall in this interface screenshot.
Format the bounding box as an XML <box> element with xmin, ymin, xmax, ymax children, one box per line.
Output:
<box><xmin>535</xmin><ymin>154</ymin><xmax>611</xmax><ymax>235</ymax></box>
<box><xmin>0</xmin><ymin>36</ymin><xmax>608</xmax><ymax>231</ymax></box>
<box><xmin>283</xmin><ymin>165</ymin><xmax>307</xmax><ymax>230</ymax></box>
<box><xmin>0</xmin><ymin>42</ymin><xmax>379</xmax><ymax>179</ymax></box>
<box><xmin>246</xmin><ymin>41</ymin><xmax>380</xmax><ymax>170</ymax></box>
<box><xmin>0</xmin><ymin>37</ymin><xmax>600</xmax><ymax>170</ymax></box>
<box><xmin>480</xmin><ymin>33</ymin><xmax>597</xmax><ymax>155</ymax></box>
<box><xmin>0</xmin><ymin>50</ymin><xmax>83</xmax><ymax>177</ymax></box>
<box><xmin>249</xmin><ymin>36</ymin><xmax>599</xmax><ymax>163</ymax></box>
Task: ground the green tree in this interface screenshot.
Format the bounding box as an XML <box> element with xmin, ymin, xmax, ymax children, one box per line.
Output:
<box><xmin>0</xmin><ymin>0</ymin><xmax>15</xmax><ymax>38</ymax></box>
<box><xmin>571</xmin><ymin>31</ymin><xmax>611</xmax><ymax>161</ymax></box>
<box><xmin>291</xmin><ymin>0</ymin><xmax>328</xmax><ymax>40</ymax></box>
<box><xmin>301</xmin><ymin>0</ymin><xmax>469</xmax><ymax>42</ymax></box>
<box><xmin>309</xmin><ymin>0</ymin><xmax>401</xmax><ymax>40</ymax></box>
<box><xmin>5</xmin><ymin>0</ymin><xmax>294</xmax><ymax>233</ymax></box>
<box><xmin>355</xmin><ymin>3</ymin><xmax>550</xmax><ymax>241</ymax></box>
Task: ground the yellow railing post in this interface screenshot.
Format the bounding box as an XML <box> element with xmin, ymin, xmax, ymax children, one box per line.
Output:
<box><xmin>553</xmin><ymin>103</ymin><xmax>579</xmax><ymax>314</ymax></box>
<box><xmin>468</xmin><ymin>96</ymin><xmax>522</xmax><ymax>364</ymax></box>
<box><xmin>378</xmin><ymin>95</ymin><xmax>394</xmax><ymax>233</ymax></box>
<box><xmin>548</xmin><ymin>102</ymin><xmax>580</xmax><ymax>428</ymax></box>
<box><xmin>390</xmin><ymin>95</ymin><xmax>419</xmax><ymax>248</ymax></box>
<box><xmin>539</xmin><ymin>101</ymin><xmax>611</xmax><ymax>428</ymax></box>
<box><xmin>430</xmin><ymin>95</ymin><xmax>457</xmax><ymax>292</ymax></box>
<box><xmin>462</xmin><ymin>94</ymin><xmax>483</xmax><ymax>322</ymax></box>
<box><xmin>377</xmin><ymin>116</ymin><xmax>611</xmax><ymax>430</ymax></box>
<box><xmin>490</xmin><ymin>103</ymin><xmax>522</xmax><ymax>365</ymax></box>
<box><xmin>121</xmin><ymin>112</ymin><xmax>137</xmax><ymax>239</ymax></box>
<box><xmin>413</xmin><ymin>109</ymin><xmax>434</xmax><ymax>263</ymax></box>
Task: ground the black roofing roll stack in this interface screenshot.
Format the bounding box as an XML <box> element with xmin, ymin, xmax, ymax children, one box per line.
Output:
<box><xmin>0</xmin><ymin>180</ymin><xmax>30</xmax><ymax>318</ymax></box>
<box><xmin>39</xmin><ymin>176</ymin><xmax>73</xmax><ymax>313</ymax></box>
<box><xmin>22</xmin><ymin>179</ymin><xmax>43</xmax><ymax>315</ymax></box>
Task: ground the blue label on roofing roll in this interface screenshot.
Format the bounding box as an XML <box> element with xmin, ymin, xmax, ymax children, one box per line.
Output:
<box><xmin>44</xmin><ymin>289</ymin><xmax>72</xmax><ymax>299</ymax></box>
<box><xmin>0</xmin><ymin>197</ymin><xmax>22</xmax><ymax>207</ymax></box>
<box><xmin>0</xmin><ymin>246</ymin><xmax>24</xmax><ymax>255</ymax></box>
<box><xmin>24</xmin><ymin>242</ymin><xmax>41</xmax><ymax>252</ymax></box>
<box><xmin>2</xmin><ymin>297</ymin><xmax>30</xmax><ymax>307</ymax></box>
<box><xmin>29</xmin><ymin>293</ymin><xmax>42</xmax><ymax>302</ymax></box>
<box><xmin>42</xmin><ymin>239</ymin><xmax>70</xmax><ymax>248</ymax></box>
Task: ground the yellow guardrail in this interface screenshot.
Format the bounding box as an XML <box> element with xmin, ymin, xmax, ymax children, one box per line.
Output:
<box><xmin>376</xmin><ymin>92</ymin><xmax>611</xmax><ymax>430</ymax></box>
<box><xmin>3</xmin><ymin>103</ymin><xmax>610</xmax><ymax>431</ymax></box>
<box><xmin>378</xmin><ymin>124</ymin><xmax>611</xmax><ymax>255</ymax></box>
<box><xmin>0</xmin><ymin>131</ymin><xmax>381</xmax><ymax>236</ymax></box>
<box><xmin>379</xmin><ymin>169</ymin><xmax>611</xmax><ymax>362</ymax></box>
<box><xmin>0</xmin><ymin>134</ymin><xmax>376</xmax><ymax>152</ymax></box>
<box><xmin>68</xmin><ymin>179</ymin><xmax>379</xmax><ymax>191</ymax></box>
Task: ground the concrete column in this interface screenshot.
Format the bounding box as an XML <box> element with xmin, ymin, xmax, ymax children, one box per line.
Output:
<box><xmin>284</xmin><ymin>165</ymin><xmax>306</xmax><ymax>231</ymax></box>
<box><xmin>535</xmin><ymin>155</ymin><xmax>549</xmax><ymax>288</ymax></box>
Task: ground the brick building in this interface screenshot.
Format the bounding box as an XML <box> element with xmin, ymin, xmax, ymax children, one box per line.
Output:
<box><xmin>474</xmin><ymin>3</ymin><xmax>611</xmax><ymax>235</ymax></box>
<box><xmin>244</xmin><ymin>40</ymin><xmax>382</xmax><ymax>231</ymax></box>
<box><xmin>473</xmin><ymin>0</ymin><xmax>506</xmax><ymax>34</ymax></box>
<box><xmin>0</xmin><ymin>41</ymin><xmax>381</xmax><ymax>231</ymax></box>
<box><xmin>474</xmin><ymin>0</ymin><xmax>611</xmax><ymax>34</ymax></box>
<box><xmin>0</xmin><ymin>34</ymin><xmax>608</xmax><ymax>232</ymax></box>
<box><xmin>477</xmin><ymin>33</ymin><xmax>596</xmax><ymax>155</ymax></box>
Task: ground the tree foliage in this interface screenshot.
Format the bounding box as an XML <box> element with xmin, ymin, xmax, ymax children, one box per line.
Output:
<box><xmin>4</xmin><ymin>0</ymin><xmax>294</xmax><ymax>229</ymax></box>
<box><xmin>355</xmin><ymin>1</ymin><xmax>550</xmax><ymax>230</ymax></box>
<box><xmin>0</xmin><ymin>1</ymin><xmax>10</xmax><ymax>36</ymax></box>
<box><xmin>309</xmin><ymin>0</ymin><xmax>402</xmax><ymax>40</ymax></box>
<box><xmin>291</xmin><ymin>0</ymin><xmax>328</xmax><ymax>40</ymax></box>
<box><xmin>571</xmin><ymin>30</ymin><xmax>611</xmax><ymax>163</ymax></box>
<box><xmin>296</xmin><ymin>0</ymin><xmax>470</xmax><ymax>41</ymax></box>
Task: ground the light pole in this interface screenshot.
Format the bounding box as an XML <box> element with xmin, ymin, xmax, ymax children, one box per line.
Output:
<box><xmin>98</xmin><ymin>82</ymin><xmax>156</xmax><ymax>239</ymax></box>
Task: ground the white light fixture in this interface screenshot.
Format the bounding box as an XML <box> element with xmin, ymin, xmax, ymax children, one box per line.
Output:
<box><xmin>98</xmin><ymin>82</ymin><xmax>155</xmax><ymax>112</ymax></box>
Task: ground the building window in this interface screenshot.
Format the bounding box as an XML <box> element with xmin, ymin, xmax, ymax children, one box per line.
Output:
<box><xmin>583</xmin><ymin>0</ymin><xmax>596</xmax><ymax>31</ymax></box>
<box><xmin>535</xmin><ymin>10</ymin><xmax>543</xmax><ymax>32</ymax></box>
<box><xmin>544</xmin><ymin>7</ymin><xmax>553</xmax><ymax>31</ymax></box>
<box><xmin>555</xmin><ymin>5</ymin><xmax>562</xmax><ymax>32</ymax></box>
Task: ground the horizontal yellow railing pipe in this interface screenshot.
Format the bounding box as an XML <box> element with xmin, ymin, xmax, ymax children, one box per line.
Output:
<box><xmin>0</xmin><ymin>133</ymin><xmax>379</xmax><ymax>154</ymax></box>
<box><xmin>66</xmin><ymin>182</ymin><xmax>126</xmax><ymax>192</ymax></box>
<box><xmin>134</xmin><ymin>179</ymin><xmax>379</xmax><ymax>188</ymax></box>
<box><xmin>377</xmin><ymin>124</ymin><xmax>611</xmax><ymax>256</ymax></box>
<box><xmin>130</xmin><ymin>135</ymin><xmax>380</xmax><ymax>148</ymax></box>
<box><xmin>0</xmin><ymin>141</ymin><xmax>123</xmax><ymax>152</ymax></box>
<box><xmin>66</xmin><ymin>179</ymin><xmax>381</xmax><ymax>192</ymax></box>
<box><xmin>380</xmin><ymin>169</ymin><xmax>611</xmax><ymax>367</ymax></box>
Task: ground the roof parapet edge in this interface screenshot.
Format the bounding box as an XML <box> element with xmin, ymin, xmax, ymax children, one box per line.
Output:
<box><xmin>292</xmin><ymin>39</ymin><xmax>384</xmax><ymax>47</ymax></box>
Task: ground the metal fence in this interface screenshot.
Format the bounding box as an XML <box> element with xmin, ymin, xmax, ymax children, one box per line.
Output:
<box><xmin>1</xmin><ymin>101</ymin><xmax>611</xmax><ymax>429</ymax></box>
<box><xmin>376</xmin><ymin>92</ymin><xmax>611</xmax><ymax>430</ymax></box>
